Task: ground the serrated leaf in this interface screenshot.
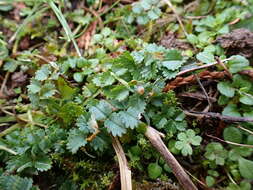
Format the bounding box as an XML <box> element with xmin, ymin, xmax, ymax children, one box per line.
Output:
<box><xmin>217</xmin><ymin>82</ymin><xmax>235</xmax><ymax>97</ymax></box>
<box><xmin>92</xmin><ymin>72</ymin><xmax>115</xmax><ymax>87</ymax></box>
<box><xmin>34</xmin><ymin>155</ymin><xmax>52</xmax><ymax>171</ymax></box>
<box><xmin>119</xmin><ymin>107</ymin><xmax>140</xmax><ymax>129</ymax></box>
<box><xmin>89</xmin><ymin>100</ymin><xmax>113</xmax><ymax>120</ymax></box>
<box><xmin>40</xmin><ymin>83</ymin><xmax>57</xmax><ymax>98</ymax></box>
<box><xmin>90</xmin><ymin>136</ymin><xmax>108</xmax><ymax>152</ymax></box>
<box><xmin>104</xmin><ymin>113</ymin><xmax>126</xmax><ymax>136</ymax></box>
<box><xmin>35</xmin><ymin>65</ymin><xmax>51</xmax><ymax>81</ymax></box>
<box><xmin>162</xmin><ymin>60</ymin><xmax>183</xmax><ymax>71</ymax></box>
<box><xmin>128</xmin><ymin>95</ymin><xmax>146</xmax><ymax>113</ymax></box>
<box><xmin>27</xmin><ymin>79</ymin><xmax>41</xmax><ymax>94</ymax></box>
<box><xmin>105</xmin><ymin>85</ymin><xmax>129</xmax><ymax>101</ymax></box>
<box><xmin>76</xmin><ymin>115</ymin><xmax>94</xmax><ymax>133</ymax></box>
<box><xmin>67</xmin><ymin>129</ymin><xmax>87</xmax><ymax>154</ymax></box>
<box><xmin>0</xmin><ymin>175</ymin><xmax>33</xmax><ymax>190</ymax></box>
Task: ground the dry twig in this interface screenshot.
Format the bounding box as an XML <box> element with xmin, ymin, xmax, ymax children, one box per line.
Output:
<box><xmin>145</xmin><ymin>126</ymin><xmax>197</xmax><ymax>190</ymax></box>
<box><xmin>163</xmin><ymin>0</ymin><xmax>187</xmax><ymax>36</ymax></box>
<box><xmin>184</xmin><ymin>111</ymin><xmax>253</xmax><ymax>123</ymax></box>
<box><xmin>206</xmin><ymin>134</ymin><xmax>253</xmax><ymax>148</ymax></box>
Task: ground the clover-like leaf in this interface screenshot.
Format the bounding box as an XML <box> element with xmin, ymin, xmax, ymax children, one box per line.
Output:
<box><xmin>204</xmin><ymin>142</ymin><xmax>228</xmax><ymax>165</ymax></box>
<box><xmin>175</xmin><ymin>129</ymin><xmax>202</xmax><ymax>156</ymax></box>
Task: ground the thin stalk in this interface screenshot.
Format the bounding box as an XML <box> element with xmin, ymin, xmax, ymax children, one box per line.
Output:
<box><xmin>48</xmin><ymin>1</ymin><xmax>82</xmax><ymax>57</ymax></box>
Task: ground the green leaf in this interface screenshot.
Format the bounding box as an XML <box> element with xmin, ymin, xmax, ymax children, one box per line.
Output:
<box><xmin>148</xmin><ymin>163</ymin><xmax>162</xmax><ymax>179</ymax></box>
<box><xmin>136</xmin><ymin>15</ymin><xmax>149</xmax><ymax>25</ymax></box>
<box><xmin>222</xmin><ymin>104</ymin><xmax>241</xmax><ymax>117</ymax></box>
<box><xmin>92</xmin><ymin>72</ymin><xmax>115</xmax><ymax>87</ymax></box>
<box><xmin>223</xmin><ymin>127</ymin><xmax>242</xmax><ymax>143</ymax></box>
<box><xmin>119</xmin><ymin>108</ymin><xmax>140</xmax><ymax>129</ymax></box>
<box><xmin>132</xmin><ymin>3</ymin><xmax>143</xmax><ymax>14</ymax></box>
<box><xmin>204</xmin><ymin>142</ymin><xmax>227</xmax><ymax>165</ymax></box>
<box><xmin>147</xmin><ymin>9</ymin><xmax>160</xmax><ymax>20</ymax></box>
<box><xmin>0</xmin><ymin>175</ymin><xmax>33</xmax><ymax>190</ymax></box>
<box><xmin>89</xmin><ymin>100</ymin><xmax>113</xmax><ymax>120</ymax></box>
<box><xmin>3</xmin><ymin>60</ymin><xmax>18</xmax><ymax>72</ymax></box>
<box><xmin>196</xmin><ymin>51</ymin><xmax>215</xmax><ymax>64</ymax></box>
<box><xmin>165</xmin><ymin>49</ymin><xmax>182</xmax><ymax>60</ymax></box>
<box><xmin>56</xmin><ymin>77</ymin><xmax>77</xmax><ymax>99</ymax></box>
<box><xmin>239</xmin><ymin>93</ymin><xmax>253</xmax><ymax>105</ymax></box>
<box><xmin>76</xmin><ymin>115</ymin><xmax>94</xmax><ymax>133</ymax></box>
<box><xmin>73</xmin><ymin>72</ymin><xmax>84</xmax><ymax>83</ymax></box>
<box><xmin>228</xmin><ymin>147</ymin><xmax>253</xmax><ymax>161</ymax></box>
<box><xmin>238</xmin><ymin>157</ymin><xmax>253</xmax><ymax>179</ymax></box>
<box><xmin>35</xmin><ymin>65</ymin><xmax>51</xmax><ymax>81</ymax></box>
<box><xmin>27</xmin><ymin>79</ymin><xmax>41</xmax><ymax>94</ymax></box>
<box><xmin>206</xmin><ymin>176</ymin><xmax>215</xmax><ymax>187</ymax></box>
<box><xmin>105</xmin><ymin>85</ymin><xmax>129</xmax><ymax>101</ymax></box>
<box><xmin>217</xmin><ymin>82</ymin><xmax>235</xmax><ymax>97</ymax></box>
<box><xmin>161</xmin><ymin>60</ymin><xmax>183</xmax><ymax>71</ymax></box>
<box><xmin>0</xmin><ymin>43</ymin><xmax>8</xmax><ymax>60</ymax></box>
<box><xmin>140</xmin><ymin>0</ymin><xmax>151</xmax><ymax>10</ymax></box>
<box><xmin>34</xmin><ymin>155</ymin><xmax>52</xmax><ymax>171</ymax></box>
<box><xmin>104</xmin><ymin>113</ymin><xmax>126</xmax><ymax>136</ymax></box>
<box><xmin>175</xmin><ymin>129</ymin><xmax>202</xmax><ymax>156</ymax></box>
<box><xmin>67</xmin><ymin>129</ymin><xmax>87</xmax><ymax>154</ymax></box>
<box><xmin>187</xmin><ymin>34</ymin><xmax>198</xmax><ymax>44</ymax></box>
<box><xmin>40</xmin><ymin>83</ymin><xmax>57</xmax><ymax>98</ymax></box>
<box><xmin>58</xmin><ymin>102</ymin><xmax>83</xmax><ymax>124</ymax></box>
<box><xmin>228</xmin><ymin>55</ymin><xmax>249</xmax><ymax>73</ymax></box>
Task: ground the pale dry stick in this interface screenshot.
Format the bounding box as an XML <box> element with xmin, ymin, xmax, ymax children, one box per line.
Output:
<box><xmin>206</xmin><ymin>134</ymin><xmax>253</xmax><ymax>148</ymax></box>
<box><xmin>0</xmin><ymin>145</ymin><xmax>17</xmax><ymax>155</ymax></box>
<box><xmin>0</xmin><ymin>108</ymin><xmax>47</xmax><ymax>128</ymax></box>
<box><xmin>0</xmin><ymin>123</ymin><xmax>20</xmax><ymax>138</ymax></box>
<box><xmin>163</xmin><ymin>0</ymin><xmax>187</xmax><ymax>36</ymax></box>
<box><xmin>177</xmin><ymin>58</ymin><xmax>233</xmax><ymax>76</ymax></box>
<box><xmin>111</xmin><ymin>136</ymin><xmax>132</xmax><ymax>190</ymax></box>
<box><xmin>237</xmin><ymin>125</ymin><xmax>253</xmax><ymax>136</ymax></box>
<box><xmin>145</xmin><ymin>126</ymin><xmax>198</xmax><ymax>190</ymax></box>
